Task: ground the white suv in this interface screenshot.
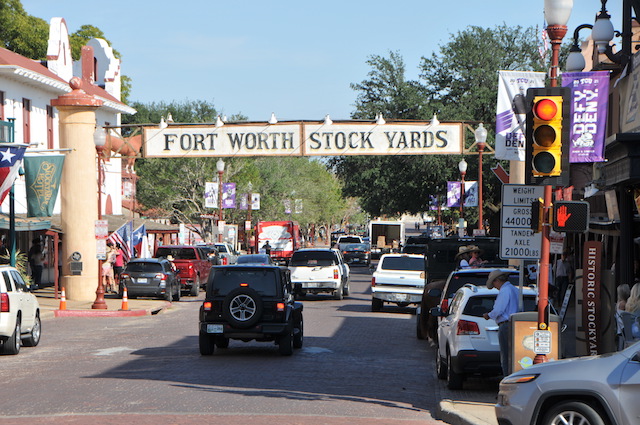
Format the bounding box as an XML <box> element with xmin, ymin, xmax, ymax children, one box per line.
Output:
<box><xmin>371</xmin><ymin>254</ymin><xmax>426</xmax><ymax>311</ymax></box>
<box><xmin>0</xmin><ymin>266</ymin><xmax>41</xmax><ymax>355</ymax></box>
<box><xmin>289</xmin><ymin>249</ymin><xmax>350</xmax><ymax>300</ymax></box>
<box><xmin>433</xmin><ymin>283</ymin><xmax>537</xmax><ymax>390</ymax></box>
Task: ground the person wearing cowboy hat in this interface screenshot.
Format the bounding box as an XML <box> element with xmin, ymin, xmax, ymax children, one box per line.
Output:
<box><xmin>483</xmin><ymin>270</ymin><xmax>520</xmax><ymax>376</ymax></box>
<box><xmin>455</xmin><ymin>245</ymin><xmax>473</xmax><ymax>269</ymax></box>
<box><xmin>467</xmin><ymin>245</ymin><xmax>487</xmax><ymax>268</ymax></box>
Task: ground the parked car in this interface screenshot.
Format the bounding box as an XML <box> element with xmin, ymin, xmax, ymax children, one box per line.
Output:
<box><xmin>236</xmin><ymin>254</ymin><xmax>274</xmax><ymax>265</ymax></box>
<box><xmin>341</xmin><ymin>243</ymin><xmax>371</xmax><ymax>266</ymax></box>
<box><xmin>289</xmin><ymin>248</ymin><xmax>350</xmax><ymax>299</ymax></box>
<box><xmin>496</xmin><ymin>340</ymin><xmax>640</xmax><ymax>425</ymax></box>
<box><xmin>336</xmin><ymin>235</ymin><xmax>363</xmax><ymax>246</ymax></box>
<box><xmin>155</xmin><ymin>245</ymin><xmax>211</xmax><ymax>296</ymax></box>
<box><xmin>371</xmin><ymin>253</ymin><xmax>426</xmax><ymax>311</ymax></box>
<box><xmin>416</xmin><ymin>267</ymin><xmax>520</xmax><ymax>341</ymax></box>
<box><xmin>198</xmin><ymin>264</ymin><xmax>303</xmax><ymax>356</ymax></box>
<box><xmin>432</xmin><ymin>283</ymin><xmax>537</xmax><ymax>390</ymax></box>
<box><xmin>214</xmin><ymin>242</ymin><xmax>238</xmax><ymax>265</ymax></box>
<box><xmin>0</xmin><ymin>266</ymin><xmax>41</xmax><ymax>355</ymax></box>
<box><xmin>196</xmin><ymin>244</ymin><xmax>222</xmax><ymax>265</ymax></box>
<box><xmin>119</xmin><ymin>258</ymin><xmax>180</xmax><ymax>301</ymax></box>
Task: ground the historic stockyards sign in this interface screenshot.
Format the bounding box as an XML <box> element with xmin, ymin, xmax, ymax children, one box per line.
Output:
<box><xmin>143</xmin><ymin>121</ymin><xmax>464</xmax><ymax>157</ymax></box>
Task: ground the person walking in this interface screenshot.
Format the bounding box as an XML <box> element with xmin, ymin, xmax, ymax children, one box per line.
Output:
<box><xmin>554</xmin><ymin>249</ymin><xmax>574</xmax><ymax>305</ymax></box>
<box><xmin>28</xmin><ymin>239</ymin><xmax>44</xmax><ymax>289</ymax></box>
<box><xmin>483</xmin><ymin>270</ymin><xmax>520</xmax><ymax>376</ymax></box>
<box><xmin>263</xmin><ymin>241</ymin><xmax>272</xmax><ymax>256</ymax></box>
<box><xmin>113</xmin><ymin>243</ymin><xmax>124</xmax><ymax>288</ymax></box>
<box><xmin>102</xmin><ymin>242</ymin><xmax>117</xmax><ymax>293</ymax></box>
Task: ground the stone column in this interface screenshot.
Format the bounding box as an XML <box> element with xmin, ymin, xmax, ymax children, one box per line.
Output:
<box><xmin>52</xmin><ymin>77</ymin><xmax>103</xmax><ymax>301</ymax></box>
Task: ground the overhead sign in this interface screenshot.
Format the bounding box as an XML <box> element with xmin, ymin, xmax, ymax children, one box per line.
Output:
<box><xmin>143</xmin><ymin>121</ymin><xmax>464</xmax><ymax>157</ymax></box>
<box><xmin>500</xmin><ymin>184</ymin><xmax>544</xmax><ymax>260</ymax></box>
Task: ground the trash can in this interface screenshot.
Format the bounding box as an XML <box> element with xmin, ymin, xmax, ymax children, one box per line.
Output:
<box><xmin>510</xmin><ymin>311</ymin><xmax>562</xmax><ymax>374</ymax></box>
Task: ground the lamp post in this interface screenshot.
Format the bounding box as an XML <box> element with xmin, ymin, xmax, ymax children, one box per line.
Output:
<box><xmin>458</xmin><ymin>158</ymin><xmax>468</xmax><ymax>219</ymax></box>
<box><xmin>544</xmin><ymin>0</ymin><xmax>573</xmax><ymax>87</ymax></box>
<box><xmin>247</xmin><ymin>181</ymin><xmax>253</xmax><ymax>253</ymax></box>
<box><xmin>92</xmin><ymin>126</ymin><xmax>107</xmax><ymax>310</ymax></box>
<box><xmin>475</xmin><ymin>123</ymin><xmax>488</xmax><ymax>232</ymax></box>
<box><xmin>216</xmin><ymin>158</ymin><xmax>225</xmax><ymax>243</ymax></box>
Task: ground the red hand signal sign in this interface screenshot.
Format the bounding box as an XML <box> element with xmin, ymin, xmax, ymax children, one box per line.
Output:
<box><xmin>552</xmin><ymin>201</ymin><xmax>589</xmax><ymax>233</ymax></box>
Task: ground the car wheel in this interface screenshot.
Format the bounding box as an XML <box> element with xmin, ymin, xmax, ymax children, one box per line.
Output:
<box><xmin>222</xmin><ymin>287</ymin><xmax>263</xmax><ymax>329</ymax></box>
<box><xmin>343</xmin><ymin>281</ymin><xmax>350</xmax><ymax>296</ymax></box>
<box><xmin>215</xmin><ymin>336</ymin><xmax>229</xmax><ymax>348</ymax></box>
<box><xmin>542</xmin><ymin>401</ymin><xmax>606</xmax><ymax>425</ymax></box>
<box><xmin>165</xmin><ymin>285</ymin><xmax>173</xmax><ymax>301</ymax></box>
<box><xmin>436</xmin><ymin>351</ymin><xmax>447</xmax><ymax>380</ymax></box>
<box><xmin>278</xmin><ymin>327</ymin><xmax>294</xmax><ymax>356</ymax></box>
<box><xmin>173</xmin><ymin>283</ymin><xmax>181</xmax><ymax>302</ymax></box>
<box><xmin>446</xmin><ymin>350</ymin><xmax>464</xmax><ymax>390</ymax></box>
<box><xmin>293</xmin><ymin>314</ymin><xmax>304</xmax><ymax>349</ymax></box>
<box><xmin>371</xmin><ymin>297</ymin><xmax>383</xmax><ymax>312</ymax></box>
<box><xmin>4</xmin><ymin>317</ymin><xmax>21</xmax><ymax>355</ymax></box>
<box><xmin>416</xmin><ymin>310</ymin><xmax>426</xmax><ymax>340</ymax></box>
<box><xmin>190</xmin><ymin>276</ymin><xmax>200</xmax><ymax>296</ymax></box>
<box><xmin>23</xmin><ymin>313</ymin><xmax>41</xmax><ymax>347</ymax></box>
<box><xmin>199</xmin><ymin>332</ymin><xmax>215</xmax><ymax>355</ymax></box>
<box><xmin>334</xmin><ymin>285</ymin><xmax>344</xmax><ymax>300</ymax></box>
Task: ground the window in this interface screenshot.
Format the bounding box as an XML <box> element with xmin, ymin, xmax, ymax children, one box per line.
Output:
<box><xmin>211</xmin><ymin>269</ymin><xmax>277</xmax><ymax>296</ymax></box>
<box><xmin>46</xmin><ymin>105</ymin><xmax>54</xmax><ymax>149</ymax></box>
<box><xmin>2</xmin><ymin>271</ymin><xmax>12</xmax><ymax>292</ymax></box>
<box><xmin>380</xmin><ymin>256</ymin><xmax>425</xmax><ymax>271</ymax></box>
<box><xmin>22</xmin><ymin>98</ymin><xmax>31</xmax><ymax>144</ymax></box>
<box><xmin>289</xmin><ymin>251</ymin><xmax>335</xmax><ymax>267</ymax></box>
<box><xmin>0</xmin><ymin>91</ymin><xmax>5</xmax><ymax>121</ymax></box>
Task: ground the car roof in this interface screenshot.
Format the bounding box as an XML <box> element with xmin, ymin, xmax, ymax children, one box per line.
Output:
<box><xmin>457</xmin><ymin>284</ymin><xmax>537</xmax><ymax>296</ymax></box>
<box><xmin>213</xmin><ymin>264</ymin><xmax>285</xmax><ymax>270</ymax></box>
<box><xmin>129</xmin><ymin>258</ymin><xmax>166</xmax><ymax>264</ymax></box>
<box><xmin>295</xmin><ymin>248</ymin><xmax>335</xmax><ymax>252</ymax></box>
<box><xmin>449</xmin><ymin>267</ymin><xmax>519</xmax><ymax>276</ymax></box>
<box><xmin>380</xmin><ymin>253</ymin><xmax>424</xmax><ymax>259</ymax></box>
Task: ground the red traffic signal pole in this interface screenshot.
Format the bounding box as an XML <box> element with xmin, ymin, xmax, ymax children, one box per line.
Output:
<box><xmin>534</xmin><ymin>184</ymin><xmax>552</xmax><ymax>365</ymax></box>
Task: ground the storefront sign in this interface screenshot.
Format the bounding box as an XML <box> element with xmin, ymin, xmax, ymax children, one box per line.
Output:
<box><xmin>143</xmin><ymin>121</ymin><xmax>464</xmax><ymax>157</ymax></box>
<box><xmin>582</xmin><ymin>240</ymin><xmax>602</xmax><ymax>356</ymax></box>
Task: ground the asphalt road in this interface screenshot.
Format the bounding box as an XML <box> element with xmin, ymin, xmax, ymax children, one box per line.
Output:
<box><xmin>0</xmin><ymin>266</ymin><xmax>475</xmax><ymax>425</ymax></box>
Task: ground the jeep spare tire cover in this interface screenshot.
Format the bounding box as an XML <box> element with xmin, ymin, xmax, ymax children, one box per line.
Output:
<box><xmin>222</xmin><ymin>287</ymin><xmax>264</xmax><ymax>328</ymax></box>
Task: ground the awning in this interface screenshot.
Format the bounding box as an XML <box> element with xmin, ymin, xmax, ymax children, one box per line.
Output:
<box><xmin>0</xmin><ymin>214</ymin><xmax>52</xmax><ymax>231</ymax></box>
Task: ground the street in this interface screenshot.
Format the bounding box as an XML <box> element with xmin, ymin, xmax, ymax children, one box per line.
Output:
<box><xmin>0</xmin><ymin>266</ymin><xmax>502</xmax><ymax>425</ymax></box>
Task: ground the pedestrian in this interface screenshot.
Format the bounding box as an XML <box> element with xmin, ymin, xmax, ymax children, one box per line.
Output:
<box><xmin>554</xmin><ymin>249</ymin><xmax>574</xmax><ymax>305</ymax></box>
<box><xmin>102</xmin><ymin>241</ymin><xmax>117</xmax><ymax>293</ymax></box>
<box><xmin>263</xmin><ymin>241</ymin><xmax>272</xmax><ymax>256</ymax></box>
<box><xmin>615</xmin><ymin>283</ymin><xmax>631</xmax><ymax>349</ymax></box>
<box><xmin>455</xmin><ymin>246</ymin><xmax>472</xmax><ymax>269</ymax></box>
<box><xmin>483</xmin><ymin>270</ymin><xmax>520</xmax><ymax>376</ymax></box>
<box><xmin>28</xmin><ymin>238</ymin><xmax>44</xmax><ymax>289</ymax></box>
<box><xmin>113</xmin><ymin>243</ymin><xmax>124</xmax><ymax>288</ymax></box>
<box><xmin>468</xmin><ymin>246</ymin><xmax>487</xmax><ymax>268</ymax></box>
<box><xmin>626</xmin><ymin>282</ymin><xmax>640</xmax><ymax>315</ymax></box>
<box><xmin>0</xmin><ymin>237</ymin><xmax>9</xmax><ymax>264</ymax></box>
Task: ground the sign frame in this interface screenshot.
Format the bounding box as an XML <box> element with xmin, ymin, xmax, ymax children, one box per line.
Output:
<box><xmin>500</xmin><ymin>184</ymin><xmax>545</xmax><ymax>260</ymax></box>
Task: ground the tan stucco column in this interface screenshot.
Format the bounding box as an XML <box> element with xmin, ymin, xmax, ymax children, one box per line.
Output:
<box><xmin>52</xmin><ymin>77</ymin><xmax>103</xmax><ymax>301</ymax></box>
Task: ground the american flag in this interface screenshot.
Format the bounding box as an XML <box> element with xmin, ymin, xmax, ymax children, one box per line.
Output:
<box><xmin>108</xmin><ymin>221</ymin><xmax>133</xmax><ymax>262</ymax></box>
<box><xmin>0</xmin><ymin>144</ymin><xmax>27</xmax><ymax>204</ymax></box>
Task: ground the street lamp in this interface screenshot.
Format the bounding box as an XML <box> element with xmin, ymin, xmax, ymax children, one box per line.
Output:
<box><xmin>458</xmin><ymin>158</ymin><xmax>468</xmax><ymax>219</ymax></box>
<box><xmin>92</xmin><ymin>126</ymin><xmax>107</xmax><ymax>310</ymax></box>
<box><xmin>216</xmin><ymin>158</ymin><xmax>225</xmax><ymax>243</ymax></box>
<box><xmin>475</xmin><ymin>123</ymin><xmax>488</xmax><ymax>232</ymax></box>
<box><xmin>247</xmin><ymin>181</ymin><xmax>253</xmax><ymax>253</ymax></box>
<box><xmin>544</xmin><ymin>0</ymin><xmax>573</xmax><ymax>87</ymax></box>
<box><xmin>566</xmin><ymin>24</ymin><xmax>593</xmax><ymax>72</ymax></box>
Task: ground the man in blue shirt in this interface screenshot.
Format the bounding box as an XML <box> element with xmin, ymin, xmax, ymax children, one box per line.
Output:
<box><xmin>483</xmin><ymin>270</ymin><xmax>520</xmax><ymax>376</ymax></box>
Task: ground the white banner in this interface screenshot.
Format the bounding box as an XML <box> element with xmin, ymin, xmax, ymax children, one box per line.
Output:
<box><xmin>204</xmin><ymin>182</ymin><xmax>218</xmax><ymax>208</ymax></box>
<box><xmin>251</xmin><ymin>193</ymin><xmax>260</xmax><ymax>210</ymax></box>
<box><xmin>495</xmin><ymin>71</ymin><xmax>545</xmax><ymax>161</ymax></box>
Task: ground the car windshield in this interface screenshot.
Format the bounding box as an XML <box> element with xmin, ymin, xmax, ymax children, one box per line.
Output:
<box><xmin>380</xmin><ymin>256</ymin><xmax>424</xmax><ymax>271</ymax></box>
<box><xmin>156</xmin><ymin>247</ymin><xmax>196</xmax><ymax>260</ymax></box>
<box><xmin>463</xmin><ymin>294</ymin><xmax>537</xmax><ymax>317</ymax></box>
<box><xmin>446</xmin><ymin>272</ymin><xmax>519</xmax><ymax>299</ymax></box>
<box><xmin>338</xmin><ymin>236</ymin><xmax>361</xmax><ymax>243</ymax></box>
<box><xmin>210</xmin><ymin>269</ymin><xmax>278</xmax><ymax>296</ymax></box>
<box><xmin>290</xmin><ymin>251</ymin><xmax>336</xmax><ymax>267</ymax></box>
<box><xmin>126</xmin><ymin>262</ymin><xmax>163</xmax><ymax>273</ymax></box>
<box><xmin>237</xmin><ymin>255</ymin><xmax>270</xmax><ymax>264</ymax></box>
<box><xmin>215</xmin><ymin>244</ymin><xmax>229</xmax><ymax>253</ymax></box>
<box><xmin>343</xmin><ymin>243</ymin><xmax>368</xmax><ymax>251</ymax></box>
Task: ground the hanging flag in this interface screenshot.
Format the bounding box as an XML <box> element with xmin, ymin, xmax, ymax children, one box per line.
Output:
<box><xmin>495</xmin><ymin>71</ymin><xmax>546</xmax><ymax>161</ymax></box>
<box><xmin>222</xmin><ymin>183</ymin><xmax>236</xmax><ymax>208</ymax></box>
<box><xmin>562</xmin><ymin>71</ymin><xmax>609</xmax><ymax>163</ymax></box>
<box><xmin>24</xmin><ymin>154</ymin><xmax>65</xmax><ymax>217</ymax></box>
<box><xmin>0</xmin><ymin>144</ymin><xmax>27</xmax><ymax>204</ymax></box>
<box><xmin>204</xmin><ymin>182</ymin><xmax>218</xmax><ymax>208</ymax></box>
<box><xmin>250</xmin><ymin>193</ymin><xmax>260</xmax><ymax>210</ymax></box>
<box><xmin>132</xmin><ymin>224</ymin><xmax>146</xmax><ymax>257</ymax></box>
<box><xmin>238</xmin><ymin>193</ymin><xmax>249</xmax><ymax>210</ymax></box>
<box><xmin>108</xmin><ymin>221</ymin><xmax>133</xmax><ymax>262</ymax></box>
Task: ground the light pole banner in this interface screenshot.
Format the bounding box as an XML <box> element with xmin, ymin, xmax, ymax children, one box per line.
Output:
<box><xmin>251</xmin><ymin>193</ymin><xmax>260</xmax><ymax>210</ymax></box>
<box><xmin>447</xmin><ymin>181</ymin><xmax>478</xmax><ymax>207</ymax></box>
<box><xmin>204</xmin><ymin>182</ymin><xmax>218</xmax><ymax>208</ymax></box>
<box><xmin>238</xmin><ymin>193</ymin><xmax>248</xmax><ymax>210</ymax></box>
<box><xmin>495</xmin><ymin>71</ymin><xmax>546</xmax><ymax>161</ymax></box>
<box><xmin>447</xmin><ymin>181</ymin><xmax>461</xmax><ymax>208</ymax></box>
<box><xmin>562</xmin><ymin>71</ymin><xmax>609</xmax><ymax>163</ymax></box>
<box><xmin>222</xmin><ymin>183</ymin><xmax>236</xmax><ymax>208</ymax></box>
<box><xmin>24</xmin><ymin>154</ymin><xmax>65</xmax><ymax>217</ymax></box>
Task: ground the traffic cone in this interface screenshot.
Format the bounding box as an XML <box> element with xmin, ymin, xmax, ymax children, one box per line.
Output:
<box><xmin>120</xmin><ymin>286</ymin><xmax>129</xmax><ymax>311</ymax></box>
<box><xmin>59</xmin><ymin>288</ymin><xmax>67</xmax><ymax>310</ymax></box>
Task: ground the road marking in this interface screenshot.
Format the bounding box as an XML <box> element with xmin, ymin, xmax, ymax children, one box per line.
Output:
<box><xmin>301</xmin><ymin>347</ymin><xmax>333</xmax><ymax>354</ymax></box>
<box><xmin>94</xmin><ymin>347</ymin><xmax>134</xmax><ymax>356</ymax></box>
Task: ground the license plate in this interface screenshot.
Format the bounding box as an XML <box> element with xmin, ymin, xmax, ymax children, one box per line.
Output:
<box><xmin>306</xmin><ymin>282</ymin><xmax>319</xmax><ymax>288</ymax></box>
<box><xmin>207</xmin><ymin>324</ymin><xmax>223</xmax><ymax>333</ymax></box>
<box><xmin>136</xmin><ymin>278</ymin><xmax>148</xmax><ymax>284</ymax></box>
<box><xmin>353</xmin><ymin>258</ymin><xmax>360</xmax><ymax>262</ymax></box>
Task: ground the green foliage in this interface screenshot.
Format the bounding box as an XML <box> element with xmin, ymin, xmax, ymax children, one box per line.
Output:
<box><xmin>0</xmin><ymin>249</ymin><xmax>33</xmax><ymax>287</ymax></box>
<box><xmin>0</xmin><ymin>0</ymin><xmax>48</xmax><ymax>59</ymax></box>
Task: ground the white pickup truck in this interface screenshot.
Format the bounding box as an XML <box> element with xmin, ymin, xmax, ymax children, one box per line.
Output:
<box><xmin>289</xmin><ymin>248</ymin><xmax>350</xmax><ymax>300</ymax></box>
<box><xmin>371</xmin><ymin>253</ymin><xmax>427</xmax><ymax>312</ymax></box>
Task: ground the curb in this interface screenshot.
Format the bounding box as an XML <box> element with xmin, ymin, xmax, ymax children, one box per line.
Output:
<box><xmin>437</xmin><ymin>401</ymin><xmax>497</xmax><ymax>425</ymax></box>
<box><xmin>51</xmin><ymin>301</ymin><xmax>172</xmax><ymax>318</ymax></box>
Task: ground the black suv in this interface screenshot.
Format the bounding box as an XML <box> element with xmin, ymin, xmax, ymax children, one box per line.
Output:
<box><xmin>198</xmin><ymin>265</ymin><xmax>304</xmax><ymax>356</ymax></box>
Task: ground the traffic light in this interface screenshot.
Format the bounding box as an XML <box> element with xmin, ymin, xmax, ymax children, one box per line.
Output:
<box><xmin>530</xmin><ymin>198</ymin><xmax>544</xmax><ymax>233</ymax></box>
<box><xmin>531</xmin><ymin>95</ymin><xmax>563</xmax><ymax>177</ymax></box>
<box><xmin>552</xmin><ymin>201</ymin><xmax>590</xmax><ymax>233</ymax></box>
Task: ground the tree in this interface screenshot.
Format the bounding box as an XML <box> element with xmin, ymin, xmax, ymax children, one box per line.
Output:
<box><xmin>0</xmin><ymin>0</ymin><xmax>48</xmax><ymax>59</ymax></box>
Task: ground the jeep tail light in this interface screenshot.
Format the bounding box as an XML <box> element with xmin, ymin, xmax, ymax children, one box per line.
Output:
<box><xmin>222</xmin><ymin>257</ymin><xmax>228</xmax><ymax>265</ymax></box>
<box><xmin>457</xmin><ymin>320</ymin><xmax>480</xmax><ymax>335</ymax></box>
<box><xmin>203</xmin><ymin>301</ymin><xmax>212</xmax><ymax>311</ymax></box>
<box><xmin>276</xmin><ymin>302</ymin><xmax>285</xmax><ymax>311</ymax></box>
<box><xmin>371</xmin><ymin>277</ymin><xmax>376</xmax><ymax>287</ymax></box>
<box><xmin>240</xmin><ymin>283</ymin><xmax>249</xmax><ymax>287</ymax></box>
<box><xmin>0</xmin><ymin>293</ymin><xmax>8</xmax><ymax>312</ymax></box>
<box><xmin>333</xmin><ymin>268</ymin><xmax>339</xmax><ymax>279</ymax></box>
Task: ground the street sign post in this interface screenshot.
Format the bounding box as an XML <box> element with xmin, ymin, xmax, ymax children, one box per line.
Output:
<box><xmin>500</xmin><ymin>184</ymin><xmax>545</xmax><ymax>260</ymax></box>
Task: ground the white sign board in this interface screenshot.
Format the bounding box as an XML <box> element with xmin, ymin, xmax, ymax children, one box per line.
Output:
<box><xmin>95</xmin><ymin>220</ymin><xmax>108</xmax><ymax>240</ymax></box>
<box><xmin>144</xmin><ymin>121</ymin><xmax>463</xmax><ymax>157</ymax></box>
<box><xmin>533</xmin><ymin>330</ymin><xmax>552</xmax><ymax>354</ymax></box>
<box><xmin>500</xmin><ymin>184</ymin><xmax>544</xmax><ymax>260</ymax></box>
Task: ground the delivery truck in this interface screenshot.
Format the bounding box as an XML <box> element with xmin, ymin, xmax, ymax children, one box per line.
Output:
<box><xmin>255</xmin><ymin>221</ymin><xmax>301</xmax><ymax>264</ymax></box>
<box><xmin>368</xmin><ymin>220</ymin><xmax>405</xmax><ymax>259</ymax></box>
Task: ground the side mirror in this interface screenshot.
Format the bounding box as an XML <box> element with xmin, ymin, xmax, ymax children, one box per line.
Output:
<box><xmin>428</xmin><ymin>288</ymin><xmax>442</xmax><ymax>298</ymax></box>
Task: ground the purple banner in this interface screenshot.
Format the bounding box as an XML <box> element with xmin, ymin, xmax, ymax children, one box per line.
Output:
<box><xmin>562</xmin><ymin>71</ymin><xmax>609</xmax><ymax>163</ymax></box>
<box><xmin>447</xmin><ymin>181</ymin><xmax>461</xmax><ymax>208</ymax></box>
<box><xmin>222</xmin><ymin>183</ymin><xmax>236</xmax><ymax>208</ymax></box>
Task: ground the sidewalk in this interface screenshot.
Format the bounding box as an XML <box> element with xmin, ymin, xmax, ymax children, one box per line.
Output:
<box><xmin>33</xmin><ymin>285</ymin><xmax>172</xmax><ymax>320</ymax></box>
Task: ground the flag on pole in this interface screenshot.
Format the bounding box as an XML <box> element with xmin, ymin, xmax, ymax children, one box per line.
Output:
<box><xmin>0</xmin><ymin>144</ymin><xmax>27</xmax><ymax>204</ymax></box>
<box><xmin>132</xmin><ymin>224</ymin><xmax>146</xmax><ymax>258</ymax></box>
<box><xmin>108</xmin><ymin>221</ymin><xmax>133</xmax><ymax>262</ymax></box>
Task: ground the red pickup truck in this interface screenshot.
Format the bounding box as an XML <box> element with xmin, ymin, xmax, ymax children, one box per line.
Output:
<box><xmin>155</xmin><ymin>245</ymin><xmax>212</xmax><ymax>296</ymax></box>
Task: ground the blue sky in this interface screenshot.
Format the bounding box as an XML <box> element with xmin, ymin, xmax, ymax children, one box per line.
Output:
<box><xmin>23</xmin><ymin>0</ymin><xmax>608</xmax><ymax>122</ymax></box>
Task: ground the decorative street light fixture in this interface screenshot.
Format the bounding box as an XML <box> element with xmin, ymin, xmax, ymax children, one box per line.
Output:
<box><xmin>216</xmin><ymin>158</ymin><xmax>225</xmax><ymax>243</ymax></box>
<box><xmin>566</xmin><ymin>24</ymin><xmax>593</xmax><ymax>72</ymax></box>
<box><xmin>92</xmin><ymin>126</ymin><xmax>107</xmax><ymax>310</ymax></box>
<box><xmin>544</xmin><ymin>0</ymin><xmax>574</xmax><ymax>87</ymax></box>
<box><xmin>475</xmin><ymin>123</ymin><xmax>488</xmax><ymax>232</ymax></box>
<box><xmin>247</xmin><ymin>181</ymin><xmax>253</xmax><ymax>253</ymax></box>
<box><xmin>458</xmin><ymin>158</ymin><xmax>468</xmax><ymax>219</ymax></box>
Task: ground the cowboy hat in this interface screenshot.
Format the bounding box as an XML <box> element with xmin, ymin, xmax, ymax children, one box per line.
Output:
<box><xmin>455</xmin><ymin>245</ymin><xmax>472</xmax><ymax>259</ymax></box>
<box><xmin>467</xmin><ymin>245</ymin><xmax>482</xmax><ymax>254</ymax></box>
<box><xmin>486</xmin><ymin>270</ymin><xmax>510</xmax><ymax>289</ymax></box>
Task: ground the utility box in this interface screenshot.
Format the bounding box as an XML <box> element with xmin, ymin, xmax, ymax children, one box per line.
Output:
<box><xmin>510</xmin><ymin>311</ymin><xmax>561</xmax><ymax>374</ymax></box>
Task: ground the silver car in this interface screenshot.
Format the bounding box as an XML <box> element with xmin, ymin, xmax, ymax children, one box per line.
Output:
<box><xmin>496</xmin><ymin>340</ymin><xmax>640</xmax><ymax>425</ymax></box>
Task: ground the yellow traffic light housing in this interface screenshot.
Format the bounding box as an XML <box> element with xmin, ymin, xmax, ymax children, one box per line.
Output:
<box><xmin>531</xmin><ymin>95</ymin><xmax>563</xmax><ymax>177</ymax></box>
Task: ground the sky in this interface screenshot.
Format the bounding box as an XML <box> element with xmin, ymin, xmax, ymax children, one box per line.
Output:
<box><xmin>22</xmin><ymin>0</ymin><xmax>609</xmax><ymax>122</ymax></box>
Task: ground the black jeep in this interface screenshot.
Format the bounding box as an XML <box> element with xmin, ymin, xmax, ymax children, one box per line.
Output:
<box><xmin>198</xmin><ymin>265</ymin><xmax>303</xmax><ymax>356</ymax></box>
